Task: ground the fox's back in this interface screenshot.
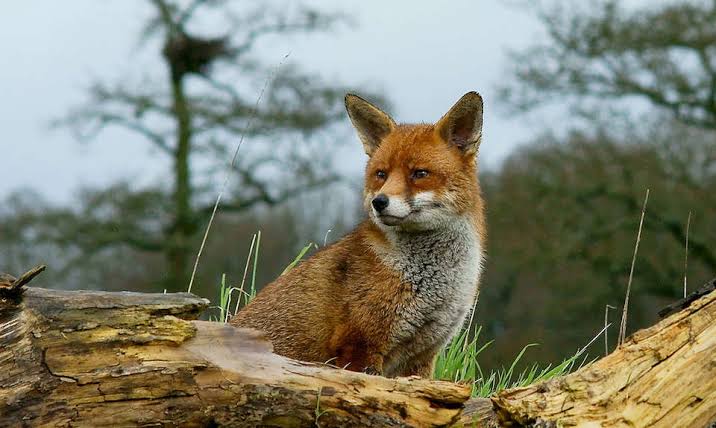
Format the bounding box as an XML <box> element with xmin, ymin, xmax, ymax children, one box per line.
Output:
<box><xmin>231</xmin><ymin>225</ymin><xmax>402</xmax><ymax>362</ymax></box>
<box><xmin>230</xmin><ymin>231</ymin><xmax>359</xmax><ymax>362</ymax></box>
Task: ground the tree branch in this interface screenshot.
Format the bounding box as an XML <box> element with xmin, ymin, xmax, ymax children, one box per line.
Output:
<box><xmin>502</xmin><ymin>1</ymin><xmax>716</xmax><ymax>130</ymax></box>
<box><xmin>178</xmin><ymin>0</ymin><xmax>213</xmax><ymax>26</ymax></box>
<box><xmin>228</xmin><ymin>7</ymin><xmax>345</xmax><ymax>57</ymax></box>
<box><xmin>200</xmin><ymin>174</ymin><xmax>339</xmax><ymax>217</ymax></box>
<box><xmin>91</xmin><ymin>112</ymin><xmax>173</xmax><ymax>154</ymax></box>
<box><xmin>150</xmin><ymin>0</ymin><xmax>180</xmax><ymax>35</ymax></box>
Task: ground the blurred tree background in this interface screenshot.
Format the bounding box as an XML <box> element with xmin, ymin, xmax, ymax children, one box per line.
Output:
<box><xmin>476</xmin><ymin>0</ymin><xmax>716</xmax><ymax>368</ymax></box>
<box><xmin>1</xmin><ymin>0</ymin><xmax>714</xmax><ymax>370</ymax></box>
<box><xmin>2</xmin><ymin>0</ymin><xmax>369</xmax><ymax>296</ymax></box>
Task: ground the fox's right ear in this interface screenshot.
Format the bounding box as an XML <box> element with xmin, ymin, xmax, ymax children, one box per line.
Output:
<box><xmin>436</xmin><ymin>91</ymin><xmax>483</xmax><ymax>156</ymax></box>
<box><xmin>345</xmin><ymin>94</ymin><xmax>396</xmax><ymax>156</ymax></box>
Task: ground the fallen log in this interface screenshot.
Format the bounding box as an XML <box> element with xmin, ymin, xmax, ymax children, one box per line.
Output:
<box><xmin>2</xmin><ymin>267</ymin><xmax>715</xmax><ymax>427</ymax></box>
<box><xmin>462</xmin><ymin>279</ymin><xmax>716</xmax><ymax>427</ymax></box>
<box><xmin>0</xmin><ymin>274</ymin><xmax>469</xmax><ymax>427</ymax></box>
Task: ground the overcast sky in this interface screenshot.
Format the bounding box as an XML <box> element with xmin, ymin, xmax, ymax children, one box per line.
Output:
<box><xmin>1</xmin><ymin>1</ymin><xmax>546</xmax><ymax>203</ymax></box>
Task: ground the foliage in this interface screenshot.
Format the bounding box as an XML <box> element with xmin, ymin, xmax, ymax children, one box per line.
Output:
<box><xmin>478</xmin><ymin>0</ymin><xmax>716</xmax><ymax>369</ymax></box>
<box><xmin>476</xmin><ymin>125</ymin><xmax>716</xmax><ymax>369</ymax></box>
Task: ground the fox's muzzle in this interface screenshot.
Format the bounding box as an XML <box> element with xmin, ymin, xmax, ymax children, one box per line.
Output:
<box><xmin>371</xmin><ymin>194</ymin><xmax>389</xmax><ymax>213</ymax></box>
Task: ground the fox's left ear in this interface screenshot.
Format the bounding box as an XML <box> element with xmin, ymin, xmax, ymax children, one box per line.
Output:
<box><xmin>436</xmin><ymin>92</ymin><xmax>483</xmax><ymax>156</ymax></box>
<box><xmin>345</xmin><ymin>94</ymin><xmax>396</xmax><ymax>156</ymax></box>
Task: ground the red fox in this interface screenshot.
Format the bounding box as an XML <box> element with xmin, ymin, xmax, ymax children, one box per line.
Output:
<box><xmin>231</xmin><ymin>92</ymin><xmax>486</xmax><ymax>378</ymax></box>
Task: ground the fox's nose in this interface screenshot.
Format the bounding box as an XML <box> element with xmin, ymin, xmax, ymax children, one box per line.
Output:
<box><xmin>372</xmin><ymin>194</ymin><xmax>389</xmax><ymax>212</ymax></box>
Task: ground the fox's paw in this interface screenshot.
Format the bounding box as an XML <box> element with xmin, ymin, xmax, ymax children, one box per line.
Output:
<box><xmin>363</xmin><ymin>366</ymin><xmax>382</xmax><ymax>376</ymax></box>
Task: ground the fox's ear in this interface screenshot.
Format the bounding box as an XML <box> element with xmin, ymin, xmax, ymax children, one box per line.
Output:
<box><xmin>436</xmin><ymin>92</ymin><xmax>483</xmax><ymax>155</ymax></box>
<box><xmin>345</xmin><ymin>94</ymin><xmax>396</xmax><ymax>156</ymax></box>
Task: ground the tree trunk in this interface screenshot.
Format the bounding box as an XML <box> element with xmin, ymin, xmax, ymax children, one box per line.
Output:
<box><xmin>2</xmin><ymin>269</ymin><xmax>715</xmax><ymax>427</ymax></box>
<box><xmin>166</xmin><ymin>65</ymin><xmax>194</xmax><ymax>290</ymax></box>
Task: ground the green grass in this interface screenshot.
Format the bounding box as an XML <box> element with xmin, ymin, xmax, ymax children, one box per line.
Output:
<box><xmin>207</xmin><ymin>231</ymin><xmax>262</xmax><ymax>322</ymax></box>
<box><xmin>281</xmin><ymin>242</ymin><xmax>318</xmax><ymax>276</ymax></box>
<box><xmin>434</xmin><ymin>325</ymin><xmax>586</xmax><ymax>397</ymax></box>
<box><xmin>207</xmin><ymin>232</ymin><xmax>591</xmax><ymax>396</ymax></box>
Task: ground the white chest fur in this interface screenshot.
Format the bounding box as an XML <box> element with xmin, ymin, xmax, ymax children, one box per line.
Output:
<box><xmin>376</xmin><ymin>218</ymin><xmax>483</xmax><ymax>367</ymax></box>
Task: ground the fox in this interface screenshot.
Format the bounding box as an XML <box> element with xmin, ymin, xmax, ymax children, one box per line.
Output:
<box><xmin>231</xmin><ymin>91</ymin><xmax>486</xmax><ymax>378</ymax></box>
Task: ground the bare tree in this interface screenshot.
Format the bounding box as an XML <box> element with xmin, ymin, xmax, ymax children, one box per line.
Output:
<box><xmin>53</xmin><ymin>0</ymin><xmax>376</xmax><ymax>288</ymax></box>
<box><xmin>500</xmin><ymin>0</ymin><xmax>716</xmax><ymax>129</ymax></box>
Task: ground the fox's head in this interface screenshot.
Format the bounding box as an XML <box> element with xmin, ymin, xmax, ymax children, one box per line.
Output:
<box><xmin>345</xmin><ymin>92</ymin><xmax>484</xmax><ymax>232</ymax></box>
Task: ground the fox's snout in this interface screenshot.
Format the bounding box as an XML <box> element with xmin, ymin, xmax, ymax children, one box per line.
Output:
<box><xmin>370</xmin><ymin>193</ymin><xmax>412</xmax><ymax>225</ymax></box>
<box><xmin>371</xmin><ymin>194</ymin><xmax>389</xmax><ymax>213</ymax></box>
<box><xmin>368</xmin><ymin>191</ymin><xmax>436</xmax><ymax>228</ymax></box>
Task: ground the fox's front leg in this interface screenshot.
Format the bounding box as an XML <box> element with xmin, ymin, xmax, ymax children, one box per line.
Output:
<box><xmin>329</xmin><ymin>324</ymin><xmax>386</xmax><ymax>375</ymax></box>
<box><xmin>402</xmin><ymin>351</ymin><xmax>437</xmax><ymax>378</ymax></box>
<box><xmin>336</xmin><ymin>344</ymin><xmax>386</xmax><ymax>375</ymax></box>
<box><xmin>361</xmin><ymin>352</ymin><xmax>385</xmax><ymax>376</ymax></box>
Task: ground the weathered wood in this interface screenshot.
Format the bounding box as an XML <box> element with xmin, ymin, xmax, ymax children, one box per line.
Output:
<box><xmin>487</xmin><ymin>283</ymin><xmax>716</xmax><ymax>427</ymax></box>
<box><xmin>658</xmin><ymin>277</ymin><xmax>716</xmax><ymax>318</ymax></box>
<box><xmin>0</xmin><ymin>286</ymin><xmax>470</xmax><ymax>427</ymax></box>
<box><xmin>2</xmin><ymin>268</ymin><xmax>716</xmax><ymax>427</ymax></box>
<box><xmin>0</xmin><ymin>265</ymin><xmax>45</xmax><ymax>295</ymax></box>
<box><xmin>460</xmin><ymin>398</ymin><xmax>498</xmax><ymax>427</ymax></box>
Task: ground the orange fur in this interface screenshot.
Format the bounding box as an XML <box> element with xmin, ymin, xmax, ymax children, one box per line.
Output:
<box><xmin>232</xmin><ymin>92</ymin><xmax>486</xmax><ymax>377</ymax></box>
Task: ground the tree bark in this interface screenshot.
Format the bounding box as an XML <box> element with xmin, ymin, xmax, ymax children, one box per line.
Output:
<box><xmin>2</xmin><ymin>269</ymin><xmax>715</xmax><ymax>427</ymax></box>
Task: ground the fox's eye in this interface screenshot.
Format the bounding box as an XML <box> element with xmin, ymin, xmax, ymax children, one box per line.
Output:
<box><xmin>412</xmin><ymin>169</ymin><xmax>429</xmax><ymax>179</ymax></box>
<box><xmin>376</xmin><ymin>170</ymin><xmax>387</xmax><ymax>179</ymax></box>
